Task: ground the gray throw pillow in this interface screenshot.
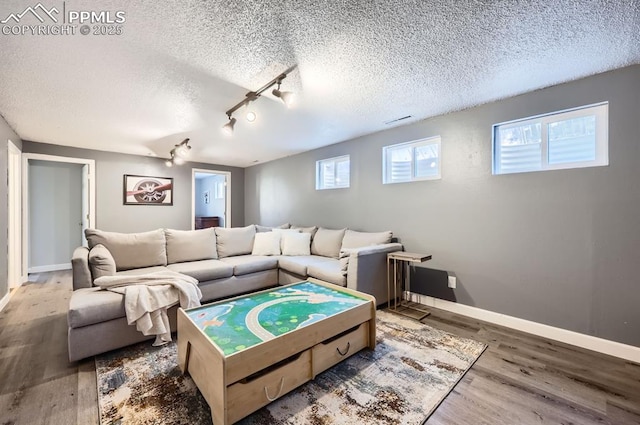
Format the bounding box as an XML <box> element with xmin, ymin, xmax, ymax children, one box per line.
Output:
<box><xmin>88</xmin><ymin>244</ymin><xmax>116</xmax><ymax>280</ymax></box>
<box><xmin>341</xmin><ymin>230</ymin><xmax>393</xmax><ymax>249</ymax></box>
<box><xmin>311</xmin><ymin>228</ymin><xmax>346</xmax><ymax>259</ymax></box>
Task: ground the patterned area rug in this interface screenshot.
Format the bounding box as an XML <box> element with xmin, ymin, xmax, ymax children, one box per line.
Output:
<box><xmin>96</xmin><ymin>310</ymin><xmax>486</xmax><ymax>425</ymax></box>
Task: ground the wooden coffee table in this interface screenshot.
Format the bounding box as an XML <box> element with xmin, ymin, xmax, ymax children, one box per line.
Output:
<box><xmin>177</xmin><ymin>278</ymin><xmax>376</xmax><ymax>425</ymax></box>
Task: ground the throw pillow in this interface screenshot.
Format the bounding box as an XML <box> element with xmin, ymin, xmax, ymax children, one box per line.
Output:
<box><xmin>281</xmin><ymin>232</ymin><xmax>312</xmax><ymax>256</ymax></box>
<box><xmin>311</xmin><ymin>228</ymin><xmax>346</xmax><ymax>259</ymax></box>
<box><xmin>165</xmin><ymin>228</ymin><xmax>217</xmax><ymax>263</ymax></box>
<box><xmin>88</xmin><ymin>244</ymin><xmax>116</xmax><ymax>279</ymax></box>
<box><xmin>215</xmin><ymin>225</ymin><xmax>256</xmax><ymax>258</ymax></box>
<box><xmin>341</xmin><ymin>229</ymin><xmax>393</xmax><ymax>249</ymax></box>
<box><xmin>251</xmin><ymin>232</ymin><xmax>282</xmax><ymax>256</ymax></box>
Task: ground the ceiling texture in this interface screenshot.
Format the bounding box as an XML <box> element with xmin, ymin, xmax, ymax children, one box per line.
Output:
<box><xmin>0</xmin><ymin>0</ymin><xmax>638</xmax><ymax>167</ymax></box>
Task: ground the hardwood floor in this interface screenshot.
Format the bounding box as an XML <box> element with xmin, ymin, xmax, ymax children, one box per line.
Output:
<box><xmin>1</xmin><ymin>271</ymin><xmax>638</xmax><ymax>425</ymax></box>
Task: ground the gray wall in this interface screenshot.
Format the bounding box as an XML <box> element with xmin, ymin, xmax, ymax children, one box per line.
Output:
<box><xmin>245</xmin><ymin>65</ymin><xmax>640</xmax><ymax>348</ymax></box>
<box><xmin>0</xmin><ymin>115</ymin><xmax>22</xmax><ymax>302</ymax></box>
<box><xmin>22</xmin><ymin>142</ymin><xmax>244</xmax><ymax>232</ymax></box>
<box><xmin>28</xmin><ymin>160</ymin><xmax>83</xmax><ymax>270</ymax></box>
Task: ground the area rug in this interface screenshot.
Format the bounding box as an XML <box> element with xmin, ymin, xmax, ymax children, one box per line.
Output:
<box><xmin>96</xmin><ymin>310</ymin><xmax>486</xmax><ymax>425</ymax></box>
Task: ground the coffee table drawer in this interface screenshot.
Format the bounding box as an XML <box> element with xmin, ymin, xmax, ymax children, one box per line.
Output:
<box><xmin>312</xmin><ymin>321</ymin><xmax>369</xmax><ymax>377</ymax></box>
<box><xmin>227</xmin><ymin>349</ymin><xmax>312</xmax><ymax>423</ymax></box>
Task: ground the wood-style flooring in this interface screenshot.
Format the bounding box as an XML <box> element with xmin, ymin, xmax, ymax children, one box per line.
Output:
<box><xmin>0</xmin><ymin>271</ymin><xmax>638</xmax><ymax>425</ymax></box>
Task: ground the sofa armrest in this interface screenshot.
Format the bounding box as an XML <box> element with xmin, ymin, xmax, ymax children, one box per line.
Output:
<box><xmin>345</xmin><ymin>243</ymin><xmax>402</xmax><ymax>305</ymax></box>
<box><xmin>71</xmin><ymin>246</ymin><xmax>92</xmax><ymax>290</ymax></box>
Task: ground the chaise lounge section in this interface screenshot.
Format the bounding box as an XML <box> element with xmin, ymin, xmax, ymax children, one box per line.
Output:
<box><xmin>68</xmin><ymin>224</ymin><xmax>402</xmax><ymax>361</ymax></box>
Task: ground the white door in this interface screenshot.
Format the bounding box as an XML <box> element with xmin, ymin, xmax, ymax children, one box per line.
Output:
<box><xmin>8</xmin><ymin>141</ymin><xmax>22</xmax><ymax>288</ymax></box>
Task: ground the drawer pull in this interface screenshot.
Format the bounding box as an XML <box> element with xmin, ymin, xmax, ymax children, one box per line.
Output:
<box><xmin>264</xmin><ymin>377</ymin><xmax>285</xmax><ymax>401</ymax></box>
<box><xmin>336</xmin><ymin>342</ymin><xmax>351</xmax><ymax>356</ymax></box>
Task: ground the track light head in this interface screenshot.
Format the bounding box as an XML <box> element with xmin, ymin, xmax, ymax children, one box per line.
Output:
<box><xmin>272</xmin><ymin>88</ymin><xmax>295</xmax><ymax>107</ymax></box>
<box><xmin>222</xmin><ymin>116</ymin><xmax>237</xmax><ymax>135</ymax></box>
<box><xmin>165</xmin><ymin>159</ymin><xmax>174</xmax><ymax>167</ymax></box>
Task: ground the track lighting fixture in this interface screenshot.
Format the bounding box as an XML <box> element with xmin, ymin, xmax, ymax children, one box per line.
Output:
<box><xmin>165</xmin><ymin>138</ymin><xmax>191</xmax><ymax>167</ymax></box>
<box><xmin>272</xmin><ymin>81</ymin><xmax>295</xmax><ymax>107</ymax></box>
<box><xmin>222</xmin><ymin>116</ymin><xmax>237</xmax><ymax>135</ymax></box>
<box><xmin>222</xmin><ymin>65</ymin><xmax>297</xmax><ymax>135</ymax></box>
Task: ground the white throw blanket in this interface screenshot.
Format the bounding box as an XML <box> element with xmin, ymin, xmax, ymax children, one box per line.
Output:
<box><xmin>96</xmin><ymin>271</ymin><xmax>202</xmax><ymax>346</ymax></box>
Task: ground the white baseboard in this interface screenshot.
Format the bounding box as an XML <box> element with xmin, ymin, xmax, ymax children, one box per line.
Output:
<box><xmin>0</xmin><ymin>291</ymin><xmax>10</xmax><ymax>312</ymax></box>
<box><xmin>409</xmin><ymin>292</ymin><xmax>640</xmax><ymax>364</ymax></box>
<box><xmin>28</xmin><ymin>263</ymin><xmax>71</xmax><ymax>273</ymax></box>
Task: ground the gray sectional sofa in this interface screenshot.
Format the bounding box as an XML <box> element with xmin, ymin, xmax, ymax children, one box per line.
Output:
<box><xmin>68</xmin><ymin>224</ymin><xmax>402</xmax><ymax>361</ymax></box>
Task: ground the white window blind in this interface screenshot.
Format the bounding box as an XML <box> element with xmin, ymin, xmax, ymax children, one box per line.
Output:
<box><xmin>493</xmin><ymin>103</ymin><xmax>608</xmax><ymax>175</ymax></box>
<box><xmin>383</xmin><ymin>136</ymin><xmax>441</xmax><ymax>184</ymax></box>
<box><xmin>316</xmin><ymin>155</ymin><xmax>350</xmax><ymax>190</ymax></box>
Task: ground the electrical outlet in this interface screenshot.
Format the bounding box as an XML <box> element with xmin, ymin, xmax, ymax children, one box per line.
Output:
<box><xmin>448</xmin><ymin>275</ymin><xmax>457</xmax><ymax>289</ymax></box>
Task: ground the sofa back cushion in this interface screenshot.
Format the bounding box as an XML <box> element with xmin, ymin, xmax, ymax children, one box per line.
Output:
<box><xmin>88</xmin><ymin>244</ymin><xmax>116</xmax><ymax>280</ymax></box>
<box><xmin>255</xmin><ymin>223</ymin><xmax>291</xmax><ymax>232</ymax></box>
<box><xmin>341</xmin><ymin>229</ymin><xmax>393</xmax><ymax>249</ymax></box>
<box><xmin>165</xmin><ymin>228</ymin><xmax>217</xmax><ymax>264</ymax></box>
<box><xmin>311</xmin><ymin>227</ymin><xmax>346</xmax><ymax>258</ymax></box>
<box><xmin>290</xmin><ymin>225</ymin><xmax>318</xmax><ymax>239</ymax></box>
<box><xmin>215</xmin><ymin>225</ymin><xmax>256</xmax><ymax>258</ymax></box>
<box><xmin>85</xmin><ymin>228</ymin><xmax>167</xmax><ymax>271</ymax></box>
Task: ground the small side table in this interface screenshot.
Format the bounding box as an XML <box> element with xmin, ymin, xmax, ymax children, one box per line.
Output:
<box><xmin>387</xmin><ymin>251</ymin><xmax>432</xmax><ymax>320</ymax></box>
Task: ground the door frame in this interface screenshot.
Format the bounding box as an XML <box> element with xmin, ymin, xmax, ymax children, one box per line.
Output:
<box><xmin>191</xmin><ymin>168</ymin><xmax>231</xmax><ymax>229</ymax></box>
<box><xmin>8</xmin><ymin>140</ymin><xmax>23</xmax><ymax>289</ymax></box>
<box><xmin>22</xmin><ymin>153</ymin><xmax>96</xmax><ymax>276</ymax></box>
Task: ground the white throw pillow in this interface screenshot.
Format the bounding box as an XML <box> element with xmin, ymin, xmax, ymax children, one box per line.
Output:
<box><xmin>281</xmin><ymin>232</ymin><xmax>311</xmax><ymax>256</ymax></box>
<box><xmin>251</xmin><ymin>232</ymin><xmax>282</xmax><ymax>256</ymax></box>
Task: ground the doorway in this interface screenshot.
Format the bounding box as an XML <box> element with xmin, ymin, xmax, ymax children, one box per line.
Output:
<box><xmin>23</xmin><ymin>154</ymin><xmax>95</xmax><ymax>274</ymax></box>
<box><xmin>192</xmin><ymin>169</ymin><xmax>231</xmax><ymax>229</ymax></box>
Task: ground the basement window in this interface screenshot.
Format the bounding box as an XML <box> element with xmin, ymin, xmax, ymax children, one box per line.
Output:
<box><xmin>383</xmin><ymin>136</ymin><xmax>441</xmax><ymax>184</ymax></box>
<box><xmin>492</xmin><ymin>102</ymin><xmax>608</xmax><ymax>175</ymax></box>
<box><xmin>316</xmin><ymin>155</ymin><xmax>350</xmax><ymax>190</ymax></box>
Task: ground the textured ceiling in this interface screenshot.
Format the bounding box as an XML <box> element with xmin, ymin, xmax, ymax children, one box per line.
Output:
<box><xmin>0</xmin><ymin>0</ymin><xmax>638</xmax><ymax>167</ymax></box>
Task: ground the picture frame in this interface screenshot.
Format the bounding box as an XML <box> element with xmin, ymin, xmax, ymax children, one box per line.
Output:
<box><xmin>203</xmin><ymin>190</ymin><xmax>210</xmax><ymax>204</ymax></box>
<box><xmin>123</xmin><ymin>174</ymin><xmax>173</xmax><ymax>205</ymax></box>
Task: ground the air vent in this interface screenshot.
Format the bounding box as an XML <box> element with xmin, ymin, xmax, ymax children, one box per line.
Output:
<box><xmin>384</xmin><ymin>115</ymin><xmax>413</xmax><ymax>125</ymax></box>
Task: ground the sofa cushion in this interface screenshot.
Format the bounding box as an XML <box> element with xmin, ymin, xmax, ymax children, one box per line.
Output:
<box><xmin>215</xmin><ymin>225</ymin><xmax>256</xmax><ymax>258</ymax></box>
<box><xmin>252</xmin><ymin>232</ymin><xmax>282</xmax><ymax>256</ymax></box>
<box><xmin>167</xmin><ymin>260</ymin><xmax>234</xmax><ymax>282</ymax></box>
<box><xmin>281</xmin><ymin>232</ymin><xmax>311</xmax><ymax>256</ymax></box>
<box><xmin>220</xmin><ymin>255</ymin><xmax>279</xmax><ymax>276</ymax></box>
<box><xmin>68</xmin><ymin>287</ymin><xmax>125</xmax><ymax>328</ymax></box>
<box><xmin>88</xmin><ymin>244</ymin><xmax>116</xmax><ymax>280</ymax></box>
<box><xmin>255</xmin><ymin>223</ymin><xmax>291</xmax><ymax>232</ymax></box>
<box><xmin>311</xmin><ymin>228</ymin><xmax>346</xmax><ymax>259</ymax></box>
<box><xmin>165</xmin><ymin>228</ymin><xmax>217</xmax><ymax>263</ymax></box>
<box><xmin>307</xmin><ymin>260</ymin><xmax>346</xmax><ymax>286</ymax></box>
<box><xmin>116</xmin><ymin>266</ymin><xmax>172</xmax><ymax>276</ymax></box>
<box><xmin>85</xmin><ymin>228</ymin><xmax>167</xmax><ymax>271</ymax></box>
<box><xmin>341</xmin><ymin>229</ymin><xmax>393</xmax><ymax>249</ymax></box>
<box><xmin>290</xmin><ymin>225</ymin><xmax>318</xmax><ymax>238</ymax></box>
<box><xmin>278</xmin><ymin>255</ymin><xmax>335</xmax><ymax>276</ymax></box>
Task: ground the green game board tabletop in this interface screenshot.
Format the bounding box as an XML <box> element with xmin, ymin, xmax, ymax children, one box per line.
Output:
<box><xmin>185</xmin><ymin>281</ymin><xmax>370</xmax><ymax>356</ymax></box>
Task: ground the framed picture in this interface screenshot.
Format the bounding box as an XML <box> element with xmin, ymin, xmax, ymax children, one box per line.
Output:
<box><xmin>123</xmin><ymin>174</ymin><xmax>173</xmax><ymax>205</ymax></box>
<box><xmin>203</xmin><ymin>190</ymin><xmax>210</xmax><ymax>204</ymax></box>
